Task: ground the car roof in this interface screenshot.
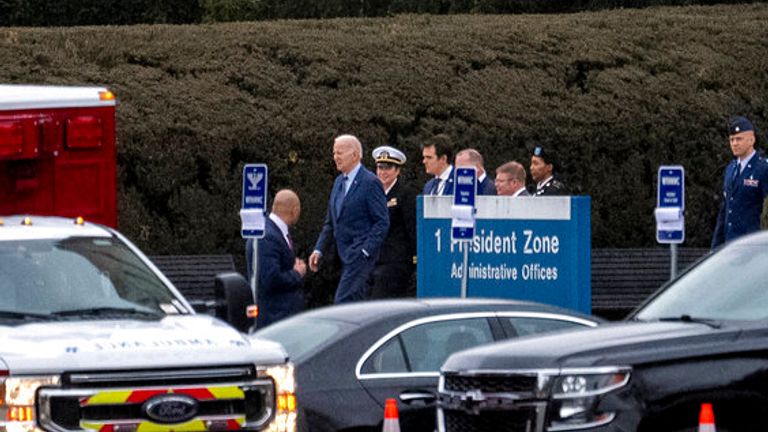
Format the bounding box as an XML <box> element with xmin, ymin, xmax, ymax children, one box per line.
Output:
<box><xmin>729</xmin><ymin>230</ymin><xmax>768</xmax><ymax>247</ymax></box>
<box><xmin>0</xmin><ymin>215</ymin><xmax>111</xmax><ymax>240</ymax></box>
<box><xmin>294</xmin><ymin>297</ymin><xmax>599</xmax><ymax>325</ymax></box>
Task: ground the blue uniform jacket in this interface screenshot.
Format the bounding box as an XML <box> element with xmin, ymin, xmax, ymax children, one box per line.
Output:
<box><xmin>712</xmin><ymin>154</ymin><xmax>768</xmax><ymax>248</ymax></box>
<box><xmin>246</xmin><ymin>218</ymin><xmax>303</xmax><ymax>327</ymax></box>
<box><xmin>314</xmin><ymin>166</ymin><xmax>390</xmax><ymax>264</ymax></box>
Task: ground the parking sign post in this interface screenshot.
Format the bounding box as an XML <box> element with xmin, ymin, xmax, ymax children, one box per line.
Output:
<box><xmin>451</xmin><ymin>167</ymin><xmax>477</xmax><ymax>298</ymax></box>
<box><xmin>241</xmin><ymin>164</ymin><xmax>268</xmax><ymax>308</ymax></box>
<box><xmin>655</xmin><ymin>165</ymin><xmax>685</xmax><ymax>279</ymax></box>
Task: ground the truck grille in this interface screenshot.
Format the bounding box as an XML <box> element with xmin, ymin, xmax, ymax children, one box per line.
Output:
<box><xmin>439</xmin><ymin>372</ymin><xmax>548</xmax><ymax>432</ymax></box>
<box><xmin>443</xmin><ymin>409</ymin><xmax>536</xmax><ymax>432</ymax></box>
<box><xmin>444</xmin><ymin>375</ymin><xmax>538</xmax><ymax>393</ymax></box>
<box><xmin>38</xmin><ymin>366</ymin><xmax>275</xmax><ymax>432</ymax></box>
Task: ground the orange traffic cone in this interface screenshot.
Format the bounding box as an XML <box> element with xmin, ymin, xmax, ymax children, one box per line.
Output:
<box><xmin>698</xmin><ymin>403</ymin><xmax>716</xmax><ymax>432</ymax></box>
<box><xmin>382</xmin><ymin>398</ymin><xmax>401</xmax><ymax>432</ymax></box>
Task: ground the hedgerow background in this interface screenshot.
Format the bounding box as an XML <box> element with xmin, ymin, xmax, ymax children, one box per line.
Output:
<box><xmin>1</xmin><ymin>4</ymin><xmax>767</xmax><ymax>303</ymax></box>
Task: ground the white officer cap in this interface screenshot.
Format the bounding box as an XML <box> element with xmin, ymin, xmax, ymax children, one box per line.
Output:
<box><xmin>372</xmin><ymin>145</ymin><xmax>406</xmax><ymax>165</ymax></box>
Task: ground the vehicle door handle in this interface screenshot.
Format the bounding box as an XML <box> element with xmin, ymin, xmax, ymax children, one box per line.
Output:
<box><xmin>399</xmin><ymin>391</ymin><xmax>437</xmax><ymax>404</ymax></box>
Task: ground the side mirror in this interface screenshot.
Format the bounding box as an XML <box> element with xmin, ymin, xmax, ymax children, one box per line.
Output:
<box><xmin>213</xmin><ymin>272</ymin><xmax>253</xmax><ymax>333</ymax></box>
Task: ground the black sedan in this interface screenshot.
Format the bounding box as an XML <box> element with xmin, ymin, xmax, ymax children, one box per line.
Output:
<box><xmin>251</xmin><ymin>298</ymin><xmax>601</xmax><ymax>432</ymax></box>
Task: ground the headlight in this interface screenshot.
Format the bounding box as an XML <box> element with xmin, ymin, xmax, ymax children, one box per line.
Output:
<box><xmin>264</xmin><ymin>364</ymin><xmax>296</xmax><ymax>432</ymax></box>
<box><xmin>0</xmin><ymin>375</ymin><xmax>60</xmax><ymax>432</ymax></box>
<box><xmin>547</xmin><ymin>368</ymin><xmax>630</xmax><ymax>431</ymax></box>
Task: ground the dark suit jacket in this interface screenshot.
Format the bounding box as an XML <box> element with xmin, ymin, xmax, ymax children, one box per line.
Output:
<box><xmin>378</xmin><ymin>180</ymin><xmax>417</xmax><ymax>265</ymax></box>
<box><xmin>423</xmin><ymin>166</ymin><xmax>455</xmax><ymax>195</ymax></box>
<box><xmin>712</xmin><ymin>154</ymin><xmax>768</xmax><ymax>248</ymax></box>
<box><xmin>314</xmin><ymin>166</ymin><xmax>390</xmax><ymax>264</ymax></box>
<box><xmin>478</xmin><ymin>175</ymin><xmax>497</xmax><ymax>195</ymax></box>
<box><xmin>246</xmin><ymin>217</ymin><xmax>303</xmax><ymax>327</ymax></box>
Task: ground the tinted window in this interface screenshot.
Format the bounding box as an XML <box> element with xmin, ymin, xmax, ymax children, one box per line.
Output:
<box><xmin>507</xmin><ymin>317</ymin><xmax>587</xmax><ymax>337</ymax></box>
<box><xmin>361</xmin><ymin>337</ymin><xmax>407</xmax><ymax>374</ymax></box>
<box><xmin>254</xmin><ymin>317</ymin><xmax>348</xmax><ymax>360</ymax></box>
<box><xmin>363</xmin><ymin>318</ymin><xmax>494</xmax><ymax>374</ymax></box>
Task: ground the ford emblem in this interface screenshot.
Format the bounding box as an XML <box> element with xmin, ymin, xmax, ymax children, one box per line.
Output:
<box><xmin>142</xmin><ymin>394</ymin><xmax>199</xmax><ymax>424</ymax></box>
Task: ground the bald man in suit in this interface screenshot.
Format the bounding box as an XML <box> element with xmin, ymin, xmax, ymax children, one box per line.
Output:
<box><xmin>246</xmin><ymin>189</ymin><xmax>306</xmax><ymax>327</ymax></box>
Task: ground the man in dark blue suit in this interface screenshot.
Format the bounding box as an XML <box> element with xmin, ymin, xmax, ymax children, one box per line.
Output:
<box><xmin>422</xmin><ymin>134</ymin><xmax>455</xmax><ymax>195</ymax></box>
<box><xmin>309</xmin><ymin>135</ymin><xmax>389</xmax><ymax>303</ymax></box>
<box><xmin>712</xmin><ymin>116</ymin><xmax>768</xmax><ymax>248</ymax></box>
<box><xmin>246</xmin><ymin>189</ymin><xmax>306</xmax><ymax>328</ymax></box>
<box><xmin>455</xmin><ymin>148</ymin><xmax>496</xmax><ymax>195</ymax></box>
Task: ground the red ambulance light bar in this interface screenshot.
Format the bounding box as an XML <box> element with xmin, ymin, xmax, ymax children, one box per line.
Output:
<box><xmin>66</xmin><ymin>116</ymin><xmax>103</xmax><ymax>149</ymax></box>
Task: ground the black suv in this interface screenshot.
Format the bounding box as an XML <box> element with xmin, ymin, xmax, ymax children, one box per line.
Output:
<box><xmin>438</xmin><ymin>231</ymin><xmax>768</xmax><ymax>431</ymax></box>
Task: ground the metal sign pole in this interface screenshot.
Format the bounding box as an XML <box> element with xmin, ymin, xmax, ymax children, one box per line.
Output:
<box><xmin>670</xmin><ymin>243</ymin><xmax>678</xmax><ymax>280</ymax></box>
<box><xmin>251</xmin><ymin>240</ymin><xmax>259</xmax><ymax>304</ymax></box>
<box><xmin>461</xmin><ymin>246</ymin><xmax>469</xmax><ymax>298</ymax></box>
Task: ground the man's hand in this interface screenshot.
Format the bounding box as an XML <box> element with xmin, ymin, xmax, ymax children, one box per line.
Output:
<box><xmin>309</xmin><ymin>251</ymin><xmax>321</xmax><ymax>272</ymax></box>
<box><xmin>294</xmin><ymin>258</ymin><xmax>307</xmax><ymax>277</ymax></box>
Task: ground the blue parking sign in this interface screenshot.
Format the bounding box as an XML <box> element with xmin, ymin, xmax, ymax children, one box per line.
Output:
<box><xmin>656</xmin><ymin>165</ymin><xmax>684</xmax><ymax>244</ymax></box>
<box><xmin>452</xmin><ymin>167</ymin><xmax>477</xmax><ymax>240</ymax></box>
<box><xmin>241</xmin><ymin>164</ymin><xmax>268</xmax><ymax>238</ymax></box>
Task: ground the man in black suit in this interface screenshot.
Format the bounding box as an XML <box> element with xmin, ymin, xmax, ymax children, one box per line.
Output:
<box><xmin>246</xmin><ymin>189</ymin><xmax>306</xmax><ymax>328</ymax></box>
<box><xmin>495</xmin><ymin>161</ymin><xmax>530</xmax><ymax>197</ymax></box>
<box><xmin>422</xmin><ymin>134</ymin><xmax>455</xmax><ymax>196</ymax></box>
<box><xmin>455</xmin><ymin>148</ymin><xmax>496</xmax><ymax>195</ymax></box>
<box><xmin>368</xmin><ymin>145</ymin><xmax>417</xmax><ymax>299</ymax></box>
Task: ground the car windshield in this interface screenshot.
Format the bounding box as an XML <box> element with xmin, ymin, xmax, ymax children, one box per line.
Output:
<box><xmin>0</xmin><ymin>237</ymin><xmax>182</xmax><ymax>318</ymax></box>
<box><xmin>636</xmin><ymin>243</ymin><xmax>768</xmax><ymax>321</ymax></box>
<box><xmin>253</xmin><ymin>316</ymin><xmax>352</xmax><ymax>361</ymax></box>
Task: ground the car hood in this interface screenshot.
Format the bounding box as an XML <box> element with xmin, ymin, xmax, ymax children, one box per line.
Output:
<box><xmin>442</xmin><ymin>320</ymin><xmax>757</xmax><ymax>372</ymax></box>
<box><xmin>0</xmin><ymin>315</ymin><xmax>287</xmax><ymax>373</ymax></box>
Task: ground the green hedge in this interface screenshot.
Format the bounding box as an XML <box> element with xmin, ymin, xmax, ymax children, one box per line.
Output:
<box><xmin>0</xmin><ymin>0</ymin><xmax>757</xmax><ymax>25</ymax></box>
<box><xmin>0</xmin><ymin>5</ymin><xmax>766</xmax><ymax>303</ymax></box>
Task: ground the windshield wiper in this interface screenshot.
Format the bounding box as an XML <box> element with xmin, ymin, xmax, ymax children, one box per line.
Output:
<box><xmin>51</xmin><ymin>307</ymin><xmax>163</xmax><ymax>318</ymax></box>
<box><xmin>0</xmin><ymin>310</ymin><xmax>53</xmax><ymax>320</ymax></box>
<box><xmin>657</xmin><ymin>315</ymin><xmax>722</xmax><ymax>329</ymax></box>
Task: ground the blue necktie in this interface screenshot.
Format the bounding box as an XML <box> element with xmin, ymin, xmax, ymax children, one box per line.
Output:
<box><xmin>733</xmin><ymin>162</ymin><xmax>741</xmax><ymax>181</ymax></box>
<box><xmin>334</xmin><ymin>176</ymin><xmax>347</xmax><ymax>216</ymax></box>
<box><xmin>430</xmin><ymin>178</ymin><xmax>441</xmax><ymax>195</ymax></box>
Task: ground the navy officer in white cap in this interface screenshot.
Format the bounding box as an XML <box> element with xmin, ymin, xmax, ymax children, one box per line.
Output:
<box><xmin>712</xmin><ymin>116</ymin><xmax>768</xmax><ymax>248</ymax></box>
<box><xmin>368</xmin><ymin>145</ymin><xmax>418</xmax><ymax>298</ymax></box>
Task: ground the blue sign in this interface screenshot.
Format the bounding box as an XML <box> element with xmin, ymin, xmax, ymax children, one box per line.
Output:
<box><xmin>241</xmin><ymin>164</ymin><xmax>268</xmax><ymax>238</ymax></box>
<box><xmin>656</xmin><ymin>165</ymin><xmax>684</xmax><ymax>244</ymax></box>
<box><xmin>452</xmin><ymin>167</ymin><xmax>477</xmax><ymax>241</ymax></box>
<box><xmin>417</xmin><ymin>196</ymin><xmax>592</xmax><ymax>314</ymax></box>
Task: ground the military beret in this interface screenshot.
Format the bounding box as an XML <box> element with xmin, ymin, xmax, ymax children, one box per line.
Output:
<box><xmin>729</xmin><ymin>116</ymin><xmax>754</xmax><ymax>135</ymax></box>
<box><xmin>532</xmin><ymin>146</ymin><xmax>557</xmax><ymax>167</ymax></box>
<box><xmin>372</xmin><ymin>145</ymin><xmax>406</xmax><ymax>165</ymax></box>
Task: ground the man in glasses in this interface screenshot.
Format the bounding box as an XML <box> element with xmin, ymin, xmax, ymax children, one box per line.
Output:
<box><xmin>495</xmin><ymin>161</ymin><xmax>530</xmax><ymax>197</ymax></box>
<box><xmin>368</xmin><ymin>145</ymin><xmax>418</xmax><ymax>298</ymax></box>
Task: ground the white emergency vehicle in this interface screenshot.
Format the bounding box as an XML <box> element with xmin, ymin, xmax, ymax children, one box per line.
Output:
<box><xmin>0</xmin><ymin>216</ymin><xmax>296</xmax><ymax>432</ymax></box>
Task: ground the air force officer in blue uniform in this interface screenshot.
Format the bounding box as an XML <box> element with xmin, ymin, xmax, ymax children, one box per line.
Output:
<box><xmin>712</xmin><ymin>116</ymin><xmax>768</xmax><ymax>248</ymax></box>
<box><xmin>309</xmin><ymin>135</ymin><xmax>390</xmax><ymax>303</ymax></box>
